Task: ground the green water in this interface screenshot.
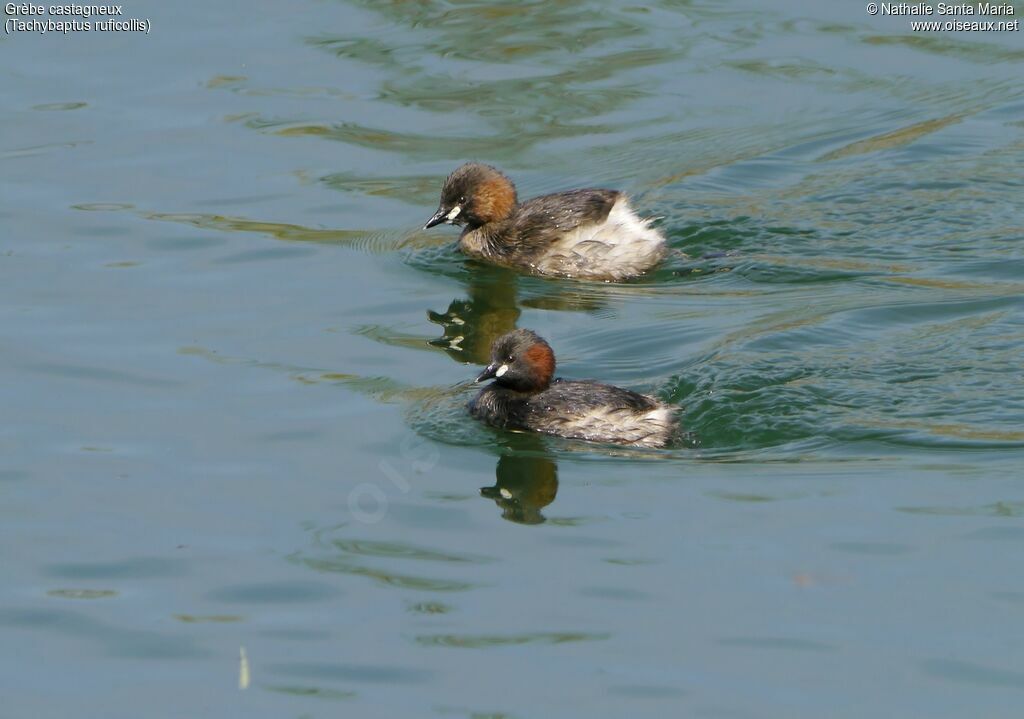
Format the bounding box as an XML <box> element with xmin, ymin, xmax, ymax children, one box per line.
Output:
<box><xmin>3</xmin><ymin>0</ymin><xmax>1023</xmax><ymax>716</ymax></box>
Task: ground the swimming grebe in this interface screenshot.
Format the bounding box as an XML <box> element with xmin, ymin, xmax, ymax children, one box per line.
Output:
<box><xmin>469</xmin><ymin>329</ymin><xmax>677</xmax><ymax>448</ymax></box>
<box><xmin>425</xmin><ymin>163</ymin><xmax>666</xmax><ymax>281</ymax></box>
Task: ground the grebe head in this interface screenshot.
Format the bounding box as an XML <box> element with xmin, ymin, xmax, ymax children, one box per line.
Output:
<box><xmin>424</xmin><ymin>163</ymin><xmax>517</xmax><ymax>230</ymax></box>
<box><xmin>475</xmin><ymin>328</ymin><xmax>556</xmax><ymax>393</ymax></box>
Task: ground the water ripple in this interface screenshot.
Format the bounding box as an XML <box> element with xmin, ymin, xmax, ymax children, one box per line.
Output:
<box><xmin>414</xmin><ymin>631</ymin><xmax>610</xmax><ymax>648</ymax></box>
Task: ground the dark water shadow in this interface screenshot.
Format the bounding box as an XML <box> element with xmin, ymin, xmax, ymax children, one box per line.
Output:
<box><xmin>296</xmin><ymin>2</ymin><xmax>688</xmax><ymax>163</ymax></box>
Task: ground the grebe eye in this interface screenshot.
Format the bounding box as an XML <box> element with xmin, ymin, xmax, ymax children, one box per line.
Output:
<box><xmin>459</xmin><ymin>196</ymin><xmax>466</xmax><ymax>204</ymax></box>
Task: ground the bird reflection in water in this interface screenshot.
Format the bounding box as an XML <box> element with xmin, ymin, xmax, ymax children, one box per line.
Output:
<box><xmin>428</xmin><ymin>264</ymin><xmax>521</xmax><ymax>365</ymax></box>
<box><xmin>480</xmin><ymin>435</ymin><xmax>558</xmax><ymax>525</ymax></box>
<box><xmin>427</xmin><ymin>263</ymin><xmax>604</xmax><ymax>366</ymax></box>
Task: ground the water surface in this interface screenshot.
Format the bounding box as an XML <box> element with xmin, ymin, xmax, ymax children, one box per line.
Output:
<box><xmin>3</xmin><ymin>0</ymin><xmax>1023</xmax><ymax>716</ymax></box>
